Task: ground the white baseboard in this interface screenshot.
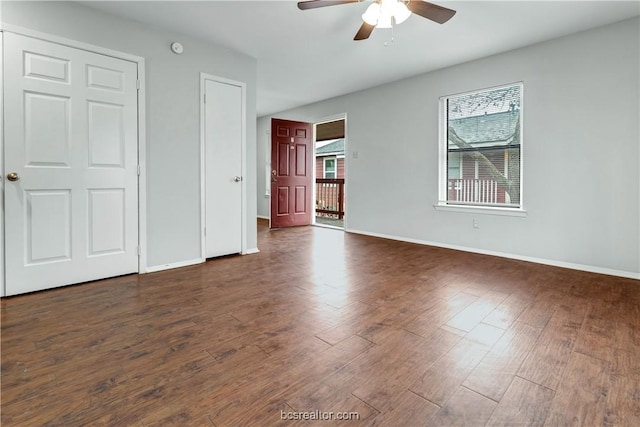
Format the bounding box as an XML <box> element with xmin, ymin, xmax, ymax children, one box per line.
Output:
<box><xmin>244</xmin><ymin>248</ymin><xmax>260</xmax><ymax>255</ymax></box>
<box><xmin>146</xmin><ymin>258</ymin><xmax>204</xmax><ymax>273</ymax></box>
<box><xmin>346</xmin><ymin>228</ymin><xmax>640</xmax><ymax>280</ymax></box>
<box><xmin>257</xmin><ymin>215</ymin><xmax>269</xmax><ymax>220</ymax></box>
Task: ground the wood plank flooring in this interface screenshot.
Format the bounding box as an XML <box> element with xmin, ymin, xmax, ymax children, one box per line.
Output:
<box><xmin>2</xmin><ymin>220</ymin><xmax>639</xmax><ymax>426</ymax></box>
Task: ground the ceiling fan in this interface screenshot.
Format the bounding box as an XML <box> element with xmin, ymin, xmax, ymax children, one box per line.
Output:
<box><xmin>297</xmin><ymin>0</ymin><xmax>456</xmax><ymax>41</ymax></box>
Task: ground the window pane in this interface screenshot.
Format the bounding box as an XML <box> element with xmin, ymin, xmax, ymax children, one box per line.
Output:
<box><xmin>444</xmin><ymin>83</ymin><xmax>522</xmax><ymax>207</ymax></box>
<box><xmin>447</xmin><ymin>152</ymin><xmax>461</xmax><ymax>179</ymax></box>
<box><xmin>447</xmin><ymin>147</ymin><xmax>520</xmax><ymax>205</ymax></box>
<box><xmin>324</xmin><ymin>158</ymin><xmax>336</xmax><ymax>179</ymax></box>
<box><xmin>325</xmin><ymin>159</ymin><xmax>336</xmax><ymax>171</ymax></box>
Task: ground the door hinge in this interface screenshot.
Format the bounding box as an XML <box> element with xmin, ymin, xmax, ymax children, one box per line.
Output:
<box><xmin>137</xmin><ymin>246</ymin><xmax>141</xmax><ymax>256</ymax></box>
<box><xmin>136</xmin><ymin>79</ymin><xmax>140</xmax><ymax>90</ymax></box>
<box><xmin>137</xmin><ymin>165</ymin><xmax>141</xmax><ymax>176</ymax></box>
<box><xmin>204</xmin><ymin>227</ymin><xmax>206</xmax><ymax>237</ymax></box>
<box><xmin>203</xmin><ymin>94</ymin><xmax>206</xmax><ymax>104</ymax></box>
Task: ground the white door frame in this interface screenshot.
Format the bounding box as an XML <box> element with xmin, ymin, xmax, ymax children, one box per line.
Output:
<box><xmin>312</xmin><ymin>112</ymin><xmax>348</xmax><ymax>230</ymax></box>
<box><xmin>199</xmin><ymin>72</ymin><xmax>247</xmax><ymax>260</ymax></box>
<box><xmin>0</xmin><ymin>31</ymin><xmax>4</xmax><ymax>296</ymax></box>
<box><xmin>0</xmin><ymin>25</ymin><xmax>147</xmax><ymax>296</ymax></box>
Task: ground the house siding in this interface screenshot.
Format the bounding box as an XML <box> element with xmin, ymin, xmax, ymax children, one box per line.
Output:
<box><xmin>458</xmin><ymin>151</ymin><xmax>508</xmax><ymax>204</ymax></box>
<box><xmin>315</xmin><ymin>156</ymin><xmax>345</xmax><ymax>179</ymax></box>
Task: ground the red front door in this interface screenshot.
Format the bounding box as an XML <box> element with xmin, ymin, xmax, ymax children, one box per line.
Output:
<box><xmin>270</xmin><ymin>118</ymin><xmax>313</xmax><ymax>228</ymax></box>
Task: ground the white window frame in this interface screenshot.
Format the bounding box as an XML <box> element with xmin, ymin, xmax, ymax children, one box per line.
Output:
<box><xmin>435</xmin><ymin>82</ymin><xmax>527</xmax><ymax>217</ymax></box>
<box><xmin>323</xmin><ymin>157</ymin><xmax>337</xmax><ymax>179</ymax></box>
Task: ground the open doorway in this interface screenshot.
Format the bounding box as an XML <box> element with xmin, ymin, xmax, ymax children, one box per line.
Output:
<box><xmin>314</xmin><ymin>118</ymin><xmax>346</xmax><ymax>229</ymax></box>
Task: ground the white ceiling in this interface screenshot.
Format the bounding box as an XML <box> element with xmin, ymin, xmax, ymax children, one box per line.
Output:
<box><xmin>82</xmin><ymin>1</ymin><xmax>640</xmax><ymax>116</ymax></box>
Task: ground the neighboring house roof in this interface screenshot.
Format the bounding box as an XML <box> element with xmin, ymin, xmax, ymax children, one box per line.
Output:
<box><xmin>316</xmin><ymin>138</ymin><xmax>345</xmax><ymax>156</ymax></box>
<box><xmin>449</xmin><ymin>110</ymin><xmax>520</xmax><ymax>149</ymax></box>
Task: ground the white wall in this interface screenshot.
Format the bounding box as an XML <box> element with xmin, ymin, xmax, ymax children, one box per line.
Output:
<box><xmin>2</xmin><ymin>1</ymin><xmax>258</xmax><ymax>269</ymax></box>
<box><xmin>258</xmin><ymin>18</ymin><xmax>640</xmax><ymax>278</ymax></box>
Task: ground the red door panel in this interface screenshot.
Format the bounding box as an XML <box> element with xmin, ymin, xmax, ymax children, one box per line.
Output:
<box><xmin>277</xmin><ymin>142</ymin><xmax>289</xmax><ymax>176</ymax></box>
<box><xmin>295</xmin><ymin>144</ymin><xmax>306</xmax><ymax>176</ymax></box>
<box><xmin>295</xmin><ymin>186</ymin><xmax>306</xmax><ymax>213</ymax></box>
<box><xmin>277</xmin><ymin>187</ymin><xmax>289</xmax><ymax>215</ymax></box>
<box><xmin>270</xmin><ymin>118</ymin><xmax>313</xmax><ymax>228</ymax></box>
<box><xmin>277</xmin><ymin>125</ymin><xmax>290</xmax><ymax>137</ymax></box>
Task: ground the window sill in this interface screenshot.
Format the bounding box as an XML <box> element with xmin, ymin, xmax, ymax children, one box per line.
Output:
<box><xmin>434</xmin><ymin>203</ymin><xmax>527</xmax><ymax>217</ymax></box>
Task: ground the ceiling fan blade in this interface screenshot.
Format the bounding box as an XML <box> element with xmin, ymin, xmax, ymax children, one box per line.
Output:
<box><xmin>298</xmin><ymin>0</ymin><xmax>360</xmax><ymax>10</ymax></box>
<box><xmin>407</xmin><ymin>0</ymin><xmax>456</xmax><ymax>24</ymax></box>
<box><xmin>354</xmin><ymin>22</ymin><xmax>375</xmax><ymax>40</ymax></box>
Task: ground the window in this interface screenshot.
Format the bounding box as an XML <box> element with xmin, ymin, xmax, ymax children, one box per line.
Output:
<box><xmin>324</xmin><ymin>157</ymin><xmax>336</xmax><ymax>179</ymax></box>
<box><xmin>448</xmin><ymin>151</ymin><xmax>461</xmax><ymax>180</ymax></box>
<box><xmin>439</xmin><ymin>83</ymin><xmax>523</xmax><ymax>209</ymax></box>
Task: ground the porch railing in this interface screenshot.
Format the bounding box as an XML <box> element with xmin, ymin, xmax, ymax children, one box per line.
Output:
<box><xmin>448</xmin><ymin>179</ymin><xmax>498</xmax><ymax>204</ymax></box>
<box><xmin>316</xmin><ymin>178</ymin><xmax>345</xmax><ymax>219</ymax></box>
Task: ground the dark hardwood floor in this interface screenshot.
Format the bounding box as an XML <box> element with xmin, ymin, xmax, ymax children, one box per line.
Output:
<box><xmin>2</xmin><ymin>220</ymin><xmax>639</xmax><ymax>426</ymax></box>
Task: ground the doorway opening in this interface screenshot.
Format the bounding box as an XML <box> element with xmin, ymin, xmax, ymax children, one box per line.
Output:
<box><xmin>314</xmin><ymin>118</ymin><xmax>346</xmax><ymax>230</ymax></box>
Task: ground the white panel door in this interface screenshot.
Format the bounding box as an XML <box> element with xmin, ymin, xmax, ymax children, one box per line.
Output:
<box><xmin>3</xmin><ymin>33</ymin><xmax>139</xmax><ymax>295</ymax></box>
<box><xmin>204</xmin><ymin>78</ymin><xmax>243</xmax><ymax>258</ymax></box>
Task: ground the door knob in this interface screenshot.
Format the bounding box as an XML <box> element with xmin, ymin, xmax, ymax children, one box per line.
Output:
<box><xmin>234</xmin><ymin>176</ymin><xmax>242</xmax><ymax>182</ymax></box>
<box><xmin>7</xmin><ymin>172</ymin><xmax>19</xmax><ymax>182</ymax></box>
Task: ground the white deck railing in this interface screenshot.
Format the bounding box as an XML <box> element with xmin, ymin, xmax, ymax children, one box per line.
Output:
<box><xmin>449</xmin><ymin>179</ymin><xmax>498</xmax><ymax>204</ymax></box>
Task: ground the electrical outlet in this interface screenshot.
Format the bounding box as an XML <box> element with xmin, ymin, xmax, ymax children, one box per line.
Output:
<box><xmin>473</xmin><ymin>219</ymin><xmax>479</xmax><ymax>229</ymax></box>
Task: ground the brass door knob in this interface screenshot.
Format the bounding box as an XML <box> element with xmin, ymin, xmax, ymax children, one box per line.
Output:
<box><xmin>7</xmin><ymin>172</ymin><xmax>19</xmax><ymax>182</ymax></box>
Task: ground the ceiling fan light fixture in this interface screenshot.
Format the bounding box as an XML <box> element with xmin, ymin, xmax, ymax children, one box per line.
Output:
<box><xmin>362</xmin><ymin>0</ymin><xmax>412</xmax><ymax>29</ymax></box>
<box><xmin>295</xmin><ymin>0</ymin><xmax>457</xmax><ymax>41</ymax></box>
<box><xmin>378</xmin><ymin>0</ymin><xmax>395</xmax><ymax>28</ymax></box>
<box><xmin>393</xmin><ymin>2</ymin><xmax>412</xmax><ymax>24</ymax></box>
<box><xmin>362</xmin><ymin>3</ymin><xmax>380</xmax><ymax>26</ymax></box>
<box><xmin>376</xmin><ymin>13</ymin><xmax>393</xmax><ymax>29</ymax></box>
